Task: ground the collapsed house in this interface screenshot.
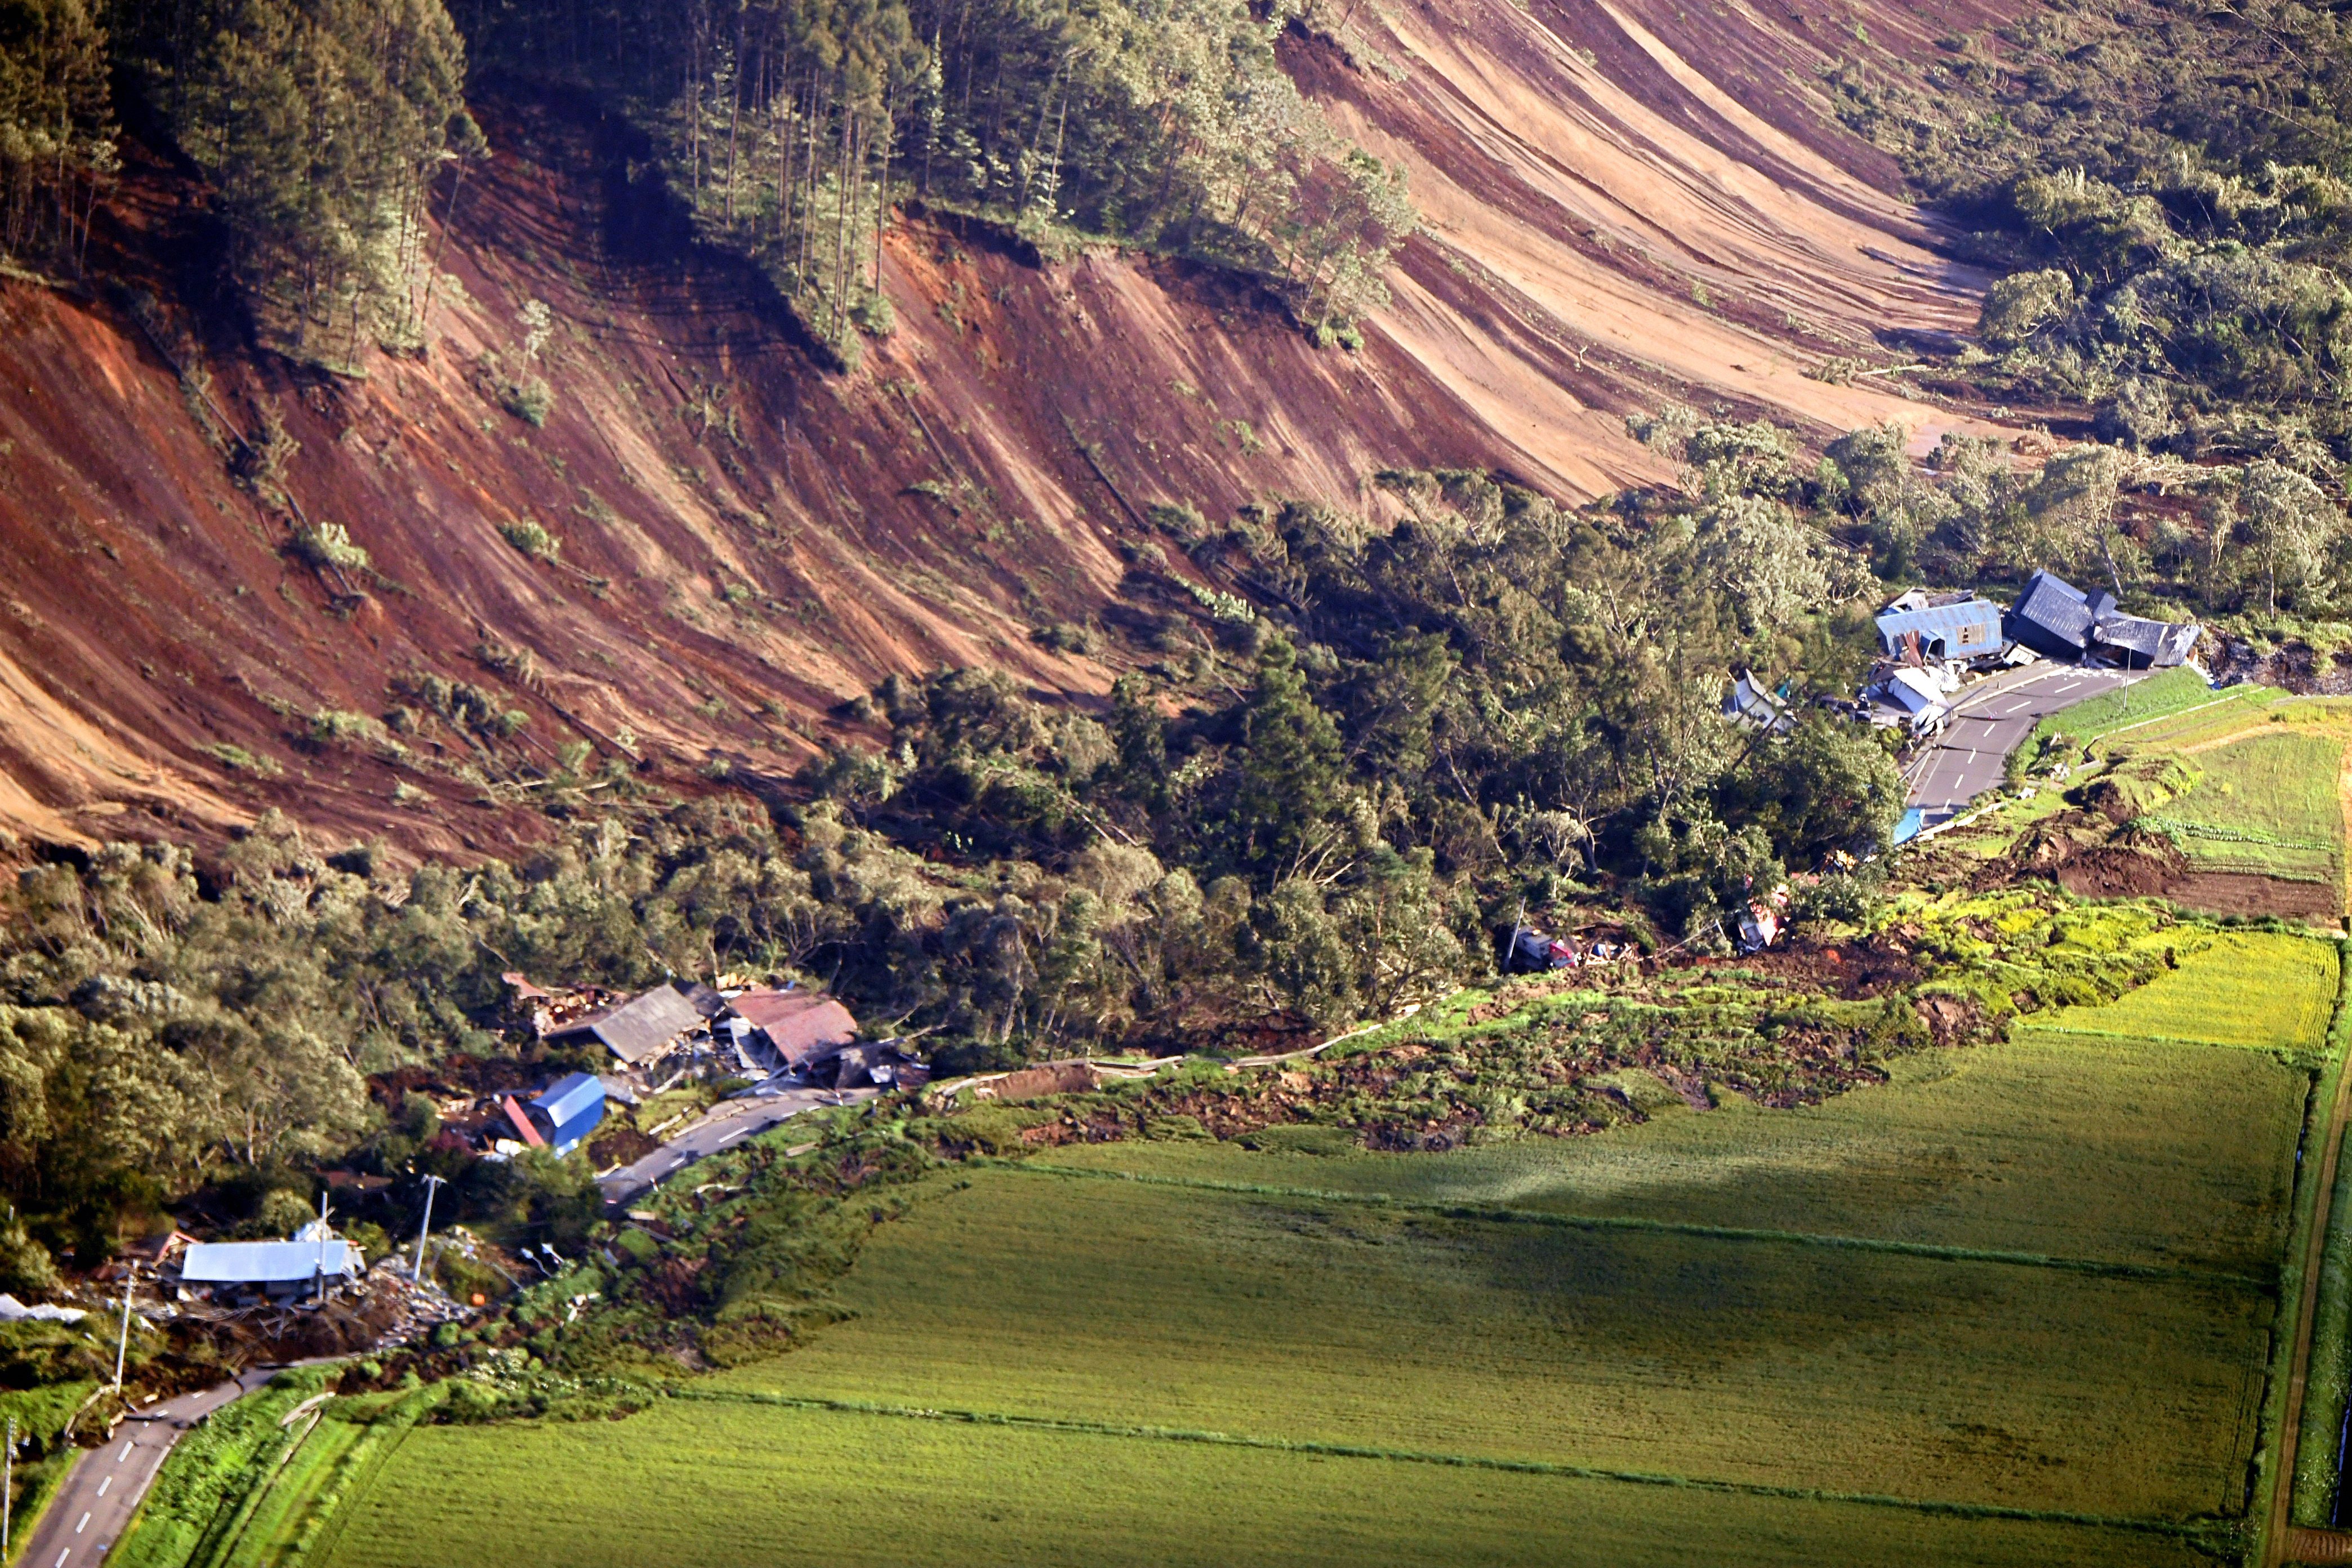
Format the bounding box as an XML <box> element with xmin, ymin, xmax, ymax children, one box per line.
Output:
<box><xmin>173</xmin><ymin>1225</ymin><xmax>363</xmax><ymax>1305</ymax></box>
<box><xmin>498</xmin><ymin>1071</ymin><xmax>608</xmax><ymax>1157</ymax></box>
<box><xmin>725</xmin><ymin>988</ymin><xmax>859</xmax><ymax>1075</ymax></box>
<box><xmin>1722</xmin><ymin>672</ymin><xmax>1794</xmax><ymax>733</ymax></box>
<box><xmin>2006</xmin><ymin>570</ymin><xmax>2199</xmax><ymax>668</ymax></box>
<box><xmin>540</xmin><ymin>985</ymin><xmax>705</xmax><ymax>1068</ymax></box>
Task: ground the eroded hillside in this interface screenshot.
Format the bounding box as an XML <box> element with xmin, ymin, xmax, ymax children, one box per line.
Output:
<box><xmin>0</xmin><ymin>0</ymin><xmax>2007</xmax><ymax>859</ymax></box>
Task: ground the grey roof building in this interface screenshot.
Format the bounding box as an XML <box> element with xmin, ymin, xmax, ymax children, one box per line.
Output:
<box><xmin>2005</xmin><ymin>571</ymin><xmax>2104</xmax><ymax>660</ymax></box>
<box><xmin>542</xmin><ymin>985</ymin><xmax>704</xmax><ymax>1065</ymax></box>
<box><xmin>179</xmin><ymin>1239</ymin><xmax>361</xmax><ymax>1299</ymax></box>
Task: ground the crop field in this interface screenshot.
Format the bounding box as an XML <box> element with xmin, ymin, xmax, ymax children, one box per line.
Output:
<box><xmin>2030</xmin><ymin>929</ymin><xmax>2341</xmax><ymax>1051</ymax></box>
<box><xmin>2144</xmin><ymin>731</ymin><xmax>2344</xmax><ymax>885</ymax></box>
<box><xmin>251</xmin><ymin>942</ymin><xmax>2338</xmax><ymax>1567</ymax></box>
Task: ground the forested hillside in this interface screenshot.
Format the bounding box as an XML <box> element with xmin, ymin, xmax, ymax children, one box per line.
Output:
<box><xmin>8</xmin><ymin>0</ymin><xmax>2352</xmax><ymax>1266</ymax></box>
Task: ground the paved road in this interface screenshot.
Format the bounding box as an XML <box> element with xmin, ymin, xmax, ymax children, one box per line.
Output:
<box><xmin>597</xmin><ymin>1085</ymin><xmax>879</xmax><ymax>1204</ymax></box>
<box><xmin>23</xmin><ymin>1364</ymin><xmax>280</xmax><ymax>1568</ymax></box>
<box><xmin>1905</xmin><ymin>663</ymin><xmax>2139</xmax><ymax>817</ymax></box>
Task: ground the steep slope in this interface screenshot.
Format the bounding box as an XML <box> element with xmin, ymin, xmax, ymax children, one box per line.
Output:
<box><xmin>0</xmin><ymin>0</ymin><xmax>2007</xmax><ymax>859</ymax></box>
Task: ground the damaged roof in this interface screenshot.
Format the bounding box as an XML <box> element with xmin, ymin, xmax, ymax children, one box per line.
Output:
<box><xmin>544</xmin><ymin>984</ymin><xmax>704</xmax><ymax>1064</ymax></box>
<box><xmin>730</xmin><ymin>989</ymin><xmax>859</xmax><ymax>1069</ymax></box>
<box><xmin>1873</xmin><ymin>598</ymin><xmax>2004</xmax><ymax>658</ymax></box>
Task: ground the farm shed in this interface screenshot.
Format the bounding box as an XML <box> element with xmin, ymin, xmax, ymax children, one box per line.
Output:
<box><xmin>728</xmin><ymin>989</ymin><xmax>859</xmax><ymax>1073</ymax></box>
<box><xmin>542</xmin><ymin>985</ymin><xmax>705</xmax><ymax>1065</ymax></box>
<box><xmin>1874</xmin><ymin>596</ymin><xmax>2004</xmax><ymax>661</ymax></box>
<box><xmin>531</xmin><ymin>1072</ymin><xmax>608</xmax><ymax>1156</ymax></box>
<box><xmin>178</xmin><ymin>1239</ymin><xmax>362</xmax><ymax>1302</ymax></box>
<box><xmin>1722</xmin><ymin>672</ymin><xmax>1792</xmax><ymax>732</ymax></box>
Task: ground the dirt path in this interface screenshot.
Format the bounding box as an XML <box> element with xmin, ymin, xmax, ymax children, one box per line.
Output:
<box><xmin>2265</xmin><ymin>986</ymin><xmax>2352</xmax><ymax>1567</ymax></box>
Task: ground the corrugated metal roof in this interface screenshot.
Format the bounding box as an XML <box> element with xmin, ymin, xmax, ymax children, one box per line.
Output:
<box><xmin>181</xmin><ymin>1240</ymin><xmax>358</xmax><ymax>1284</ymax></box>
<box><xmin>2008</xmin><ymin>571</ymin><xmax>2095</xmax><ymax>652</ymax></box>
<box><xmin>547</xmin><ymin>985</ymin><xmax>703</xmax><ymax>1064</ymax></box>
<box><xmin>547</xmin><ymin>1101</ymin><xmax>605</xmax><ymax>1154</ymax></box>
<box><xmin>1874</xmin><ymin>599</ymin><xmax>2004</xmax><ymax>646</ymax></box>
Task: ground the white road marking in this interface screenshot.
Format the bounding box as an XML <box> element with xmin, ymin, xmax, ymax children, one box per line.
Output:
<box><xmin>719</xmin><ymin>1128</ymin><xmax>749</xmax><ymax>1144</ymax></box>
<box><xmin>95</xmin><ymin>1477</ymin><xmax>110</xmax><ymax>1498</ymax></box>
<box><xmin>115</xmin><ymin>1444</ymin><xmax>131</xmax><ymax>1464</ymax></box>
<box><xmin>666</xmin><ymin>1156</ymin><xmax>687</xmax><ymax>1170</ymax></box>
<box><xmin>75</xmin><ymin>1513</ymin><xmax>90</xmax><ymax>1534</ymax></box>
<box><xmin>55</xmin><ymin>1549</ymin><xmax>69</xmax><ymax>1567</ymax></box>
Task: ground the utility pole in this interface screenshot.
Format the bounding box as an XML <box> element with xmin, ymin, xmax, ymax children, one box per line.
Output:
<box><xmin>5</xmin><ymin>1413</ymin><xmax>17</xmax><ymax>1557</ymax></box>
<box><xmin>111</xmin><ymin>1269</ymin><xmax>134</xmax><ymax>1391</ymax></box>
<box><xmin>410</xmin><ymin>1174</ymin><xmax>447</xmax><ymax>1284</ymax></box>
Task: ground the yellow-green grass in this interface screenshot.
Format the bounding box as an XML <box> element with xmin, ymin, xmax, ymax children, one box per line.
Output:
<box><xmin>703</xmin><ymin>1165</ymin><xmax>2268</xmax><ymax>1521</ymax></box>
<box><xmin>2144</xmin><ymin>731</ymin><xmax>2344</xmax><ymax>885</ymax></box>
<box><xmin>2030</xmin><ymin>930</ymin><xmax>2341</xmax><ymax>1050</ymax></box>
<box><xmin>1052</xmin><ymin>1033</ymin><xmax>2305</xmax><ymax>1275</ymax></box>
<box><xmin>318</xmin><ymin>1397</ymin><xmax>2216</xmax><ymax>1568</ymax></box>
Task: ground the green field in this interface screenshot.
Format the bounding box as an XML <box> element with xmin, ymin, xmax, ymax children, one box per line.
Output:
<box><xmin>109</xmin><ymin>933</ymin><xmax>2332</xmax><ymax>1568</ymax></box>
<box><xmin>321</xmin><ymin>1398</ymin><xmax>2218</xmax><ymax>1568</ymax></box>
<box><xmin>2146</xmin><ymin>731</ymin><xmax>2344</xmax><ymax>886</ymax></box>
<box><xmin>289</xmin><ymin>987</ymin><xmax>2319</xmax><ymax>1565</ymax></box>
<box><xmin>2030</xmin><ymin>929</ymin><xmax>2340</xmax><ymax>1050</ymax></box>
<box><xmin>2031</xmin><ymin>665</ymin><xmax>2248</xmax><ymax>749</ymax></box>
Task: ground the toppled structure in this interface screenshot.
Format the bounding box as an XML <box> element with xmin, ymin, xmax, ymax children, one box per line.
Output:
<box><xmin>173</xmin><ymin>1224</ymin><xmax>364</xmax><ymax>1306</ymax></box>
<box><xmin>2006</xmin><ymin>570</ymin><xmax>2198</xmax><ymax>669</ymax></box>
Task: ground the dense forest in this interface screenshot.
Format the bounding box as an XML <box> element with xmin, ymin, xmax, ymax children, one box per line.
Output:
<box><xmin>1</xmin><ymin>0</ymin><xmax>1409</xmax><ymax>361</ymax></box>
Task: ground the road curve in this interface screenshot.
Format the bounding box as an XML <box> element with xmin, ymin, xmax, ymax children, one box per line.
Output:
<box><xmin>1905</xmin><ymin>663</ymin><xmax>2139</xmax><ymax>818</ymax></box>
<box><xmin>21</xmin><ymin>1364</ymin><xmax>280</xmax><ymax>1568</ymax></box>
<box><xmin>597</xmin><ymin>1085</ymin><xmax>879</xmax><ymax>1205</ymax></box>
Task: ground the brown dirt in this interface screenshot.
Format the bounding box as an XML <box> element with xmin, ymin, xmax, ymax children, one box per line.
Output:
<box><xmin>0</xmin><ymin>0</ymin><xmax>2028</xmax><ymax>858</ymax></box>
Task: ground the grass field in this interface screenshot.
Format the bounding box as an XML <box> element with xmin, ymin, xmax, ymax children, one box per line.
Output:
<box><xmin>696</xmin><ymin>1165</ymin><xmax>2268</xmax><ymax>1519</ymax></box>
<box><xmin>2031</xmin><ymin>666</ymin><xmax>2247</xmax><ymax>749</ymax></box>
<box><xmin>2030</xmin><ymin>930</ymin><xmax>2341</xmax><ymax>1050</ymax></box>
<box><xmin>1049</xmin><ymin>1028</ymin><xmax>2306</xmax><ymax>1274</ymax></box>
<box><xmin>2145</xmin><ymin>732</ymin><xmax>2344</xmax><ymax>885</ymax></box>
<box><xmin>256</xmin><ymin>936</ymin><xmax>2341</xmax><ymax>1567</ymax></box>
<box><xmin>321</xmin><ymin>1398</ymin><xmax>2220</xmax><ymax>1568</ymax></box>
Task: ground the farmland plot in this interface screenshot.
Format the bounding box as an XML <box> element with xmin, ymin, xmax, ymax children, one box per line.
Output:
<box><xmin>1050</xmin><ymin>1028</ymin><xmax>2307</xmax><ymax>1273</ymax></box>
<box><xmin>2030</xmin><ymin>930</ymin><xmax>2340</xmax><ymax>1051</ymax></box>
<box><xmin>704</xmin><ymin>1168</ymin><xmax>2269</xmax><ymax>1518</ymax></box>
<box><xmin>324</xmin><ymin>1400</ymin><xmax>2216</xmax><ymax>1568</ymax></box>
<box><xmin>302</xmin><ymin>937</ymin><xmax>2333</xmax><ymax>1568</ymax></box>
<box><xmin>2146</xmin><ymin>732</ymin><xmax>2344</xmax><ymax>887</ymax></box>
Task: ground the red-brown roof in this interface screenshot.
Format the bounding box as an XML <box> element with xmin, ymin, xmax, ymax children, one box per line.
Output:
<box><xmin>729</xmin><ymin>990</ymin><xmax>858</xmax><ymax>1068</ymax></box>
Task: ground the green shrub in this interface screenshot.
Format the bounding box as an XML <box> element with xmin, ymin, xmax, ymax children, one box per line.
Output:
<box><xmin>501</xmin><ymin>517</ymin><xmax>560</xmax><ymax>562</ymax></box>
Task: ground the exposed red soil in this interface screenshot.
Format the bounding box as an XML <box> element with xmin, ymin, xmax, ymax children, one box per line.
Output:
<box><xmin>0</xmin><ymin>0</ymin><xmax>2026</xmax><ymax>859</ymax></box>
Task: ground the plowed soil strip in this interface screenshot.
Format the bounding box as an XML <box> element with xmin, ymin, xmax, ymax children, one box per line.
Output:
<box><xmin>1006</xmin><ymin>1162</ymin><xmax>2269</xmax><ymax>1288</ymax></box>
<box><xmin>667</xmin><ymin>1387</ymin><xmax>2213</xmax><ymax>1542</ymax></box>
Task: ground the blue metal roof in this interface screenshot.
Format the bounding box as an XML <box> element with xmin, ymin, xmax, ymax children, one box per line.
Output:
<box><xmin>1874</xmin><ymin>599</ymin><xmax>2005</xmax><ymax>652</ymax></box>
<box><xmin>532</xmin><ymin>1071</ymin><xmax>607</xmax><ymax>1155</ymax></box>
<box><xmin>533</xmin><ymin>1072</ymin><xmax>605</xmax><ymax>1128</ymax></box>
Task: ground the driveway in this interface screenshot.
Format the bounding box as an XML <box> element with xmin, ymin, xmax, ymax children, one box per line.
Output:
<box><xmin>597</xmin><ymin>1085</ymin><xmax>879</xmax><ymax>1205</ymax></box>
<box><xmin>23</xmin><ymin>1364</ymin><xmax>280</xmax><ymax>1568</ymax></box>
<box><xmin>1905</xmin><ymin>663</ymin><xmax>2140</xmax><ymax>819</ymax></box>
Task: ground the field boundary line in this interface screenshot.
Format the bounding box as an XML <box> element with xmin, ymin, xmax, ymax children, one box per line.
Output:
<box><xmin>1004</xmin><ymin>1162</ymin><xmax>2270</xmax><ymax>1290</ymax></box>
<box><xmin>2262</xmin><ymin>943</ymin><xmax>2352</xmax><ymax>1566</ymax></box>
<box><xmin>2015</xmin><ymin>1022</ymin><xmax>2312</xmax><ymax>1052</ymax></box>
<box><xmin>667</xmin><ymin>1386</ymin><xmax>2224</xmax><ymax>1543</ymax></box>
